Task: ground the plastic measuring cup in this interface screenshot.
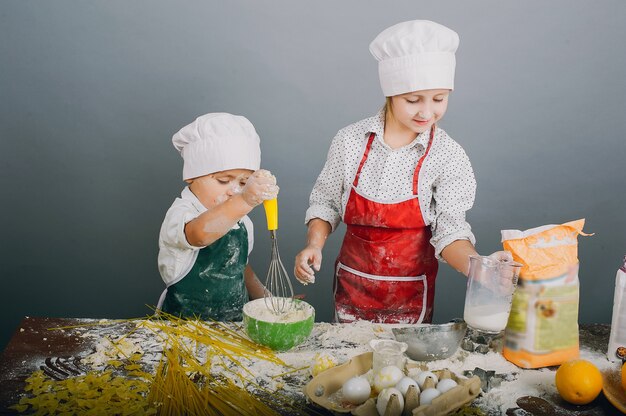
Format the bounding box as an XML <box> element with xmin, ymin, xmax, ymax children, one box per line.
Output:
<box><xmin>369</xmin><ymin>339</ymin><xmax>408</xmax><ymax>373</ymax></box>
<box><xmin>463</xmin><ymin>255</ymin><xmax>522</xmax><ymax>334</ymax></box>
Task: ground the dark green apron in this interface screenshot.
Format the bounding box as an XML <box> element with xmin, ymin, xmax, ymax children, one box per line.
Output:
<box><xmin>161</xmin><ymin>221</ymin><xmax>248</xmax><ymax>321</ymax></box>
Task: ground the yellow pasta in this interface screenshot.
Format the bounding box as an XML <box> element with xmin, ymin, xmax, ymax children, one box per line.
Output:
<box><xmin>12</xmin><ymin>313</ymin><xmax>324</xmax><ymax>416</ymax></box>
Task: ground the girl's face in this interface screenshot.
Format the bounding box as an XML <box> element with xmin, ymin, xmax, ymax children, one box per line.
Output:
<box><xmin>188</xmin><ymin>168</ymin><xmax>253</xmax><ymax>209</ymax></box>
<box><xmin>388</xmin><ymin>89</ymin><xmax>450</xmax><ymax>134</ymax></box>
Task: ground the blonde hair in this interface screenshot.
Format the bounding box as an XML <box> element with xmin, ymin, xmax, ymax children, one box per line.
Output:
<box><xmin>383</xmin><ymin>97</ymin><xmax>394</xmax><ymax>127</ymax></box>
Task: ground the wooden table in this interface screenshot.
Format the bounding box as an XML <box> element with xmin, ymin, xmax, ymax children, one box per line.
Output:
<box><xmin>0</xmin><ymin>317</ymin><xmax>623</xmax><ymax>415</ymax></box>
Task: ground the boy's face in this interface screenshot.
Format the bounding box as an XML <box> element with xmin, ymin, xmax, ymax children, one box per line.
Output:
<box><xmin>188</xmin><ymin>168</ymin><xmax>254</xmax><ymax>209</ymax></box>
<box><xmin>389</xmin><ymin>89</ymin><xmax>450</xmax><ymax>134</ymax></box>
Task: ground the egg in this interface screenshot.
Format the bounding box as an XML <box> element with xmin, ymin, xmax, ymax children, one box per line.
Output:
<box><xmin>341</xmin><ymin>376</ymin><xmax>371</xmax><ymax>405</ymax></box>
<box><xmin>373</xmin><ymin>365</ymin><xmax>404</xmax><ymax>392</ymax></box>
<box><xmin>394</xmin><ymin>376</ymin><xmax>419</xmax><ymax>397</ymax></box>
<box><xmin>415</xmin><ymin>370</ymin><xmax>439</xmax><ymax>389</ymax></box>
<box><xmin>419</xmin><ymin>387</ymin><xmax>441</xmax><ymax>405</ymax></box>
<box><xmin>436</xmin><ymin>378</ymin><xmax>458</xmax><ymax>394</ymax></box>
<box><xmin>376</xmin><ymin>387</ymin><xmax>404</xmax><ymax>416</ymax></box>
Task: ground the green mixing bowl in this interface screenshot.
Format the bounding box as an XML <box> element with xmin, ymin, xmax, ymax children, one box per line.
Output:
<box><xmin>243</xmin><ymin>298</ymin><xmax>315</xmax><ymax>351</ymax></box>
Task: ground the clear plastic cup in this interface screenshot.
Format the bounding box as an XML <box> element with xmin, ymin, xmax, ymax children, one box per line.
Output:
<box><xmin>463</xmin><ymin>255</ymin><xmax>522</xmax><ymax>334</ymax></box>
<box><xmin>370</xmin><ymin>339</ymin><xmax>408</xmax><ymax>373</ymax></box>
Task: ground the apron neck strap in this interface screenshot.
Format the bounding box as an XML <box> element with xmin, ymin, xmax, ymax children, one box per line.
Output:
<box><xmin>412</xmin><ymin>124</ymin><xmax>436</xmax><ymax>195</ymax></box>
<box><xmin>353</xmin><ymin>126</ymin><xmax>437</xmax><ymax>194</ymax></box>
<box><xmin>353</xmin><ymin>133</ymin><xmax>376</xmax><ymax>188</ymax></box>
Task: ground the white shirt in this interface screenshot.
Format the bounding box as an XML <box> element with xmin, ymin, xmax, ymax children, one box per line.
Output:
<box><xmin>305</xmin><ymin>110</ymin><xmax>476</xmax><ymax>259</ymax></box>
<box><xmin>158</xmin><ymin>187</ymin><xmax>254</xmax><ymax>286</ymax></box>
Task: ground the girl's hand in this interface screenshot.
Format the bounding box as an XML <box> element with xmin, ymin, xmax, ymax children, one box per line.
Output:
<box><xmin>487</xmin><ymin>250</ymin><xmax>514</xmax><ymax>263</ymax></box>
<box><xmin>241</xmin><ymin>169</ymin><xmax>279</xmax><ymax>207</ymax></box>
<box><xmin>474</xmin><ymin>250</ymin><xmax>517</xmax><ymax>294</ymax></box>
<box><xmin>294</xmin><ymin>246</ymin><xmax>322</xmax><ymax>284</ymax></box>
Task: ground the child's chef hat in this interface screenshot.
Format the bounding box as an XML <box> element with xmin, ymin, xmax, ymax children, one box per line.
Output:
<box><xmin>369</xmin><ymin>20</ymin><xmax>459</xmax><ymax>97</ymax></box>
<box><xmin>172</xmin><ymin>113</ymin><xmax>261</xmax><ymax>181</ymax></box>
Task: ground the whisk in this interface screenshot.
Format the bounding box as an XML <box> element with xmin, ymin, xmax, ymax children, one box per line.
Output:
<box><xmin>262</xmin><ymin>198</ymin><xmax>295</xmax><ymax>314</ymax></box>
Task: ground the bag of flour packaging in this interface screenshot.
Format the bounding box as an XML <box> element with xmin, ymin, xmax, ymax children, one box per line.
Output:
<box><xmin>501</xmin><ymin>219</ymin><xmax>591</xmax><ymax>368</ymax></box>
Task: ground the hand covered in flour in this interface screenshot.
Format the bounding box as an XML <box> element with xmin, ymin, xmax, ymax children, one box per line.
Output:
<box><xmin>241</xmin><ymin>169</ymin><xmax>279</xmax><ymax>207</ymax></box>
<box><xmin>294</xmin><ymin>246</ymin><xmax>322</xmax><ymax>285</ymax></box>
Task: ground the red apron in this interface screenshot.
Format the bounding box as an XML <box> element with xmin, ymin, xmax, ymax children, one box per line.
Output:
<box><xmin>334</xmin><ymin>125</ymin><xmax>439</xmax><ymax>324</ymax></box>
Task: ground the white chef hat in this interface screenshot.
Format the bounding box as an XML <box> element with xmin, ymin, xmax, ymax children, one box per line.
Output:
<box><xmin>369</xmin><ymin>20</ymin><xmax>459</xmax><ymax>97</ymax></box>
<box><xmin>172</xmin><ymin>113</ymin><xmax>261</xmax><ymax>181</ymax></box>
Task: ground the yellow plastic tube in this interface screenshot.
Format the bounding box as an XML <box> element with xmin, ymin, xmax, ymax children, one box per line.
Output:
<box><xmin>263</xmin><ymin>198</ymin><xmax>278</xmax><ymax>231</ymax></box>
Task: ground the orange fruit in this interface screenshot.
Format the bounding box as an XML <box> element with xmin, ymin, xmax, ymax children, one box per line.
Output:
<box><xmin>622</xmin><ymin>361</ymin><xmax>626</xmax><ymax>392</ymax></box>
<box><xmin>555</xmin><ymin>359</ymin><xmax>603</xmax><ymax>405</ymax></box>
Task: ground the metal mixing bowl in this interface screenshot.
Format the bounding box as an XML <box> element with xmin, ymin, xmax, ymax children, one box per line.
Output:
<box><xmin>392</xmin><ymin>318</ymin><xmax>467</xmax><ymax>361</ymax></box>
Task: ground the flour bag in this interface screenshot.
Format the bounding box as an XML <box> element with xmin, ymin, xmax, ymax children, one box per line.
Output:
<box><xmin>501</xmin><ymin>219</ymin><xmax>591</xmax><ymax>368</ymax></box>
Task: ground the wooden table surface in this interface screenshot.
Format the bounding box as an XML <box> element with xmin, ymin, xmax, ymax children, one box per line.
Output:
<box><xmin>0</xmin><ymin>317</ymin><xmax>623</xmax><ymax>416</ymax></box>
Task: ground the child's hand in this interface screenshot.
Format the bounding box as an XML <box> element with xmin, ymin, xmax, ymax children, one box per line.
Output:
<box><xmin>474</xmin><ymin>251</ymin><xmax>517</xmax><ymax>295</ymax></box>
<box><xmin>241</xmin><ymin>169</ymin><xmax>279</xmax><ymax>207</ymax></box>
<box><xmin>487</xmin><ymin>250</ymin><xmax>514</xmax><ymax>263</ymax></box>
<box><xmin>294</xmin><ymin>246</ymin><xmax>322</xmax><ymax>285</ymax></box>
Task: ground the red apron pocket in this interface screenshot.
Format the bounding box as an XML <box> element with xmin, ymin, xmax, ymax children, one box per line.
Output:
<box><xmin>335</xmin><ymin>262</ymin><xmax>428</xmax><ymax>324</ymax></box>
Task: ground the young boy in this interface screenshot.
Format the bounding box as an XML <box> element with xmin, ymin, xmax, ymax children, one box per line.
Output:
<box><xmin>157</xmin><ymin>112</ymin><xmax>279</xmax><ymax>320</ymax></box>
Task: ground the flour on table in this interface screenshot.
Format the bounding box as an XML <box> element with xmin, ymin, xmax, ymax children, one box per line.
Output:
<box><xmin>9</xmin><ymin>318</ymin><xmax>617</xmax><ymax>416</ymax></box>
<box><xmin>417</xmin><ymin>344</ymin><xmax>615</xmax><ymax>414</ymax></box>
<box><xmin>82</xmin><ymin>337</ymin><xmax>145</xmax><ymax>368</ymax></box>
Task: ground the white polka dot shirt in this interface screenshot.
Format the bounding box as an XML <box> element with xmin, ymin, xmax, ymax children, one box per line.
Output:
<box><xmin>305</xmin><ymin>109</ymin><xmax>476</xmax><ymax>259</ymax></box>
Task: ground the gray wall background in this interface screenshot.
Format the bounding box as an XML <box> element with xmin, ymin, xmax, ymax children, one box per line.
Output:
<box><xmin>2</xmin><ymin>1</ymin><xmax>625</xmax><ymax>350</ymax></box>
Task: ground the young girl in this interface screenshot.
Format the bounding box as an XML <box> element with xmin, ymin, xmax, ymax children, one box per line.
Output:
<box><xmin>157</xmin><ymin>112</ymin><xmax>279</xmax><ymax>321</ymax></box>
<box><xmin>294</xmin><ymin>20</ymin><xmax>509</xmax><ymax>324</ymax></box>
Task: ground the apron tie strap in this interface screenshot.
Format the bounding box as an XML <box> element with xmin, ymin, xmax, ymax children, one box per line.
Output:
<box><xmin>412</xmin><ymin>124</ymin><xmax>437</xmax><ymax>195</ymax></box>
<box><xmin>353</xmin><ymin>133</ymin><xmax>376</xmax><ymax>188</ymax></box>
